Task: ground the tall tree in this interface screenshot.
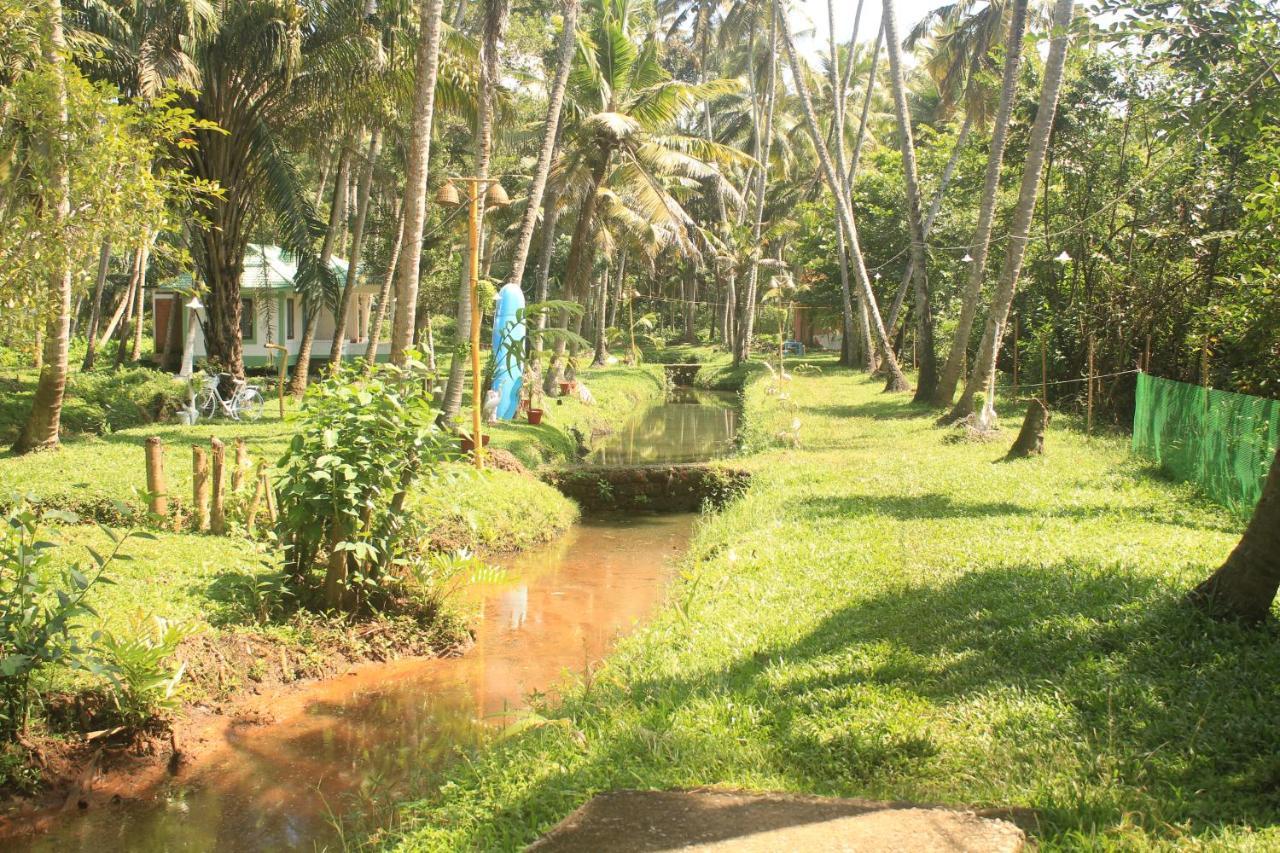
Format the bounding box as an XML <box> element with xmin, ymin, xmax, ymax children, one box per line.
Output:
<box><xmin>932</xmin><ymin>0</ymin><xmax>1031</xmax><ymax>406</ymax></box>
<box><xmin>504</xmin><ymin>0</ymin><xmax>579</xmax><ymax>290</ymax></box>
<box><xmin>441</xmin><ymin>0</ymin><xmax>509</xmax><ymax>419</ymax></box>
<box><xmin>1188</xmin><ymin>446</ymin><xmax>1280</xmax><ymax>623</ymax></box>
<box><xmin>13</xmin><ymin>0</ymin><xmax>73</xmax><ymax>453</ymax></box>
<box><xmin>881</xmin><ymin>0</ymin><xmax>937</xmax><ymax>401</ymax></box>
<box><xmin>390</xmin><ymin>0</ymin><xmax>447</xmax><ymax>365</ymax></box>
<box><xmin>778</xmin><ymin>1</ymin><xmax>909</xmax><ymax>391</ymax></box>
<box><xmin>945</xmin><ymin>0</ymin><xmax>1075</xmax><ymax>426</ymax></box>
<box><xmin>328</xmin><ymin>127</ymin><xmax>382</xmax><ymax>372</ymax></box>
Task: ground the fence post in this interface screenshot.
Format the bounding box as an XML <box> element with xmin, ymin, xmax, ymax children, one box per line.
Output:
<box><xmin>192</xmin><ymin>446</ymin><xmax>210</xmax><ymax>532</ymax></box>
<box><xmin>210</xmin><ymin>437</ymin><xmax>226</xmax><ymax>534</ymax></box>
<box><xmin>1040</xmin><ymin>337</ymin><xmax>1048</xmax><ymax>405</ymax></box>
<box><xmin>233</xmin><ymin>438</ymin><xmax>249</xmax><ymax>491</ymax></box>
<box><xmin>1012</xmin><ymin>315</ymin><xmax>1020</xmax><ymax>401</ymax></box>
<box><xmin>1087</xmin><ymin>333</ymin><xmax>1095</xmax><ymax>436</ymax></box>
<box><xmin>245</xmin><ymin>461</ymin><xmax>266</xmax><ymax>535</ymax></box>
<box><xmin>262</xmin><ymin>469</ymin><xmax>278</xmax><ymax>523</ymax></box>
<box><xmin>145</xmin><ymin>436</ymin><xmax>168</xmax><ymax>519</ymax></box>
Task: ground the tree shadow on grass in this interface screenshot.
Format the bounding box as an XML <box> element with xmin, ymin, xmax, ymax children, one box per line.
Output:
<box><xmin>797</xmin><ymin>493</ymin><xmax>1031</xmax><ymax>521</ymax></box>
<box><xmin>452</xmin><ymin>563</ymin><xmax>1280</xmax><ymax>849</ymax></box>
<box><xmin>808</xmin><ymin>399</ymin><xmax>933</xmax><ymax>421</ymax></box>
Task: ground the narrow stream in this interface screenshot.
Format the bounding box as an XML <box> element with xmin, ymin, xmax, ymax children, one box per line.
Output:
<box><xmin>12</xmin><ymin>390</ymin><xmax>736</xmax><ymax>851</ymax></box>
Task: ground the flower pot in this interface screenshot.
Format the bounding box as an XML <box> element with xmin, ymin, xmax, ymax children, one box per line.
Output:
<box><xmin>558</xmin><ymin>381</ymin><xmax>572</xmax><ymax>395</ymax></box>
<box><xmin>460</xmin><ymin>434</ymin><xmax>492</xmax><ymax>454</ymax></box>
<box><xmin>527</xmin><ymin>408</ymin><xmax>544</xmax><ymax>425</ymax></box>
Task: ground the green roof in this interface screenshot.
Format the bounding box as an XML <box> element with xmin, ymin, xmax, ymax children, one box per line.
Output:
<box><xmin>161</xmin><ymin>244</ymin><xmax>350</xmax><ymax>291</ymax></box>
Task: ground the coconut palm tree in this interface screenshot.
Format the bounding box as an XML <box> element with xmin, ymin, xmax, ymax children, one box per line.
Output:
<box><xmin>504</xmin><ymin>0</ymin><xmax>579</xmax><ymax>289</ymax></box>
<box><xmin>12</xmin><ymin>0</ymin><xmax>73</xmax><ymax>453</ymax></box>
<box><xmin>932</xmin><ymin>0</ymin><xmax>1032</xmax><ymax>406</ymax></box>
<box><xmin>944</xmin><ymin>0</ymin><xmax>1075</xmax><ymax>426</ymax></box>
<box><xmin>390</xmin><ymin>0</ymin><xmax>447</xmax><ymax>364</ymax></box>
<box><xmin>777</xmin><ymin>0</ymin><xmax>909</xmax><ymax>391</ymax></box>
<box><xmin>881</xmin><ymin>0</ymin><xmax>937</xmax><ymax>401</ymax></box>
<box><xmin>543</xmin><ymin>0</ymin><xmax>750</xmax><ymax>383</ymax></box>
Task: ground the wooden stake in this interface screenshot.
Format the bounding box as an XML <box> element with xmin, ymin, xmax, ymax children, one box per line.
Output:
<box><xmin>144</xmin><ymin>437</ymin><xmax>168</xmax><ymax>519</ymax></box>
<box><xmin>233</xmin><ymin>438</ymin><xmax>249</xmax><ymax>491</ymax></box>
<box><xmin>1011</xmin><ymin>315</ymin><xmax>1019</xmax><ymax>400</ymax></box>
<box><xmin>245</xmin><ymin>462</ymin><xmax>266</xmax><ymax>534</ymax></box>
<box><xmin>210</xmin><ymin>437</ymin><xmax>226</xmax><ymax>534</ymax></box>
<box><xmin>192</xmin><ymin>446</ymin><xmax>210</xmax><ymax>532</ymax></box>
<box><xmin>262</xmin><ymin>469</ymin><xmax>278</xmax><ymax>523</ymax></box>
<box><xmin>1086</xmin><ymin>333</ymin><xmax>1095</xmax><ymax>436</ymax></box>
<box><xmin>1040</xmin><ymin>337</ymin><xmax>1048</xmax><ymax>405</ymax></box>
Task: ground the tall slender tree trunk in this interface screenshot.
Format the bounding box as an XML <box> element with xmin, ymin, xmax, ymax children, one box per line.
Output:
<box><xmin>829</xmin><ymin>0</ymin><xmax>864</xmax><ymax>370</ymax></box>
<box><xmin>933</xmin><ymin>0</ymin><xmax>1029</xmax><ymax>406</ymax></box>
<box><xmin>1188</xmin><ymin>445</ymin><xmax>1280</xmax><ymax>623</ymax></box>
<box><xmin>779</xmin><ymin>1</ymin><xmax>909</xmax><ymax>391</ymax></box>
<box><xmin>882</xmin><ymin>0</ymin><xmax>937</xmax><ymax>401</ymax></box>
<box><xmin>81</xmin><ymin>238</ymin><xmax>111</xmax><ymax>371</ymax></box>
<box><xmin>442</xmin><ymin>0</ymin><xmax>509</xmax><ymax>419</ymax></box>
<box><xmin>14</xmin><ymin>0</ymin><xmax>73</xmax><ymax>453</ymax></box>
<box><xmin>735</xmin><ymin>3</ymin><xmax>778</xmax><ymax>366</ymax></box>
<box><xmin>115</xmin><ymin>243</ymin><xmax>143</xmax><ymax>368</ymax></box>
<box><xmin>946</xmin><ymin>0</ymin><xmax>1074</xmax><ymax>425</ymax></box>
<box><xmin>505</xmin><ymin>0</ymin><xmax>577</xmax><ymax>290</ymax></box>
<box><xmin>129</xmin><ymin>233</ymin><xmax>152</xmax><ymax>362</ymax></box>
<box><xmin>846</xmin><ymin>24</ymin><xmax>883</xmax><ymax>371</ymax></box>
<box><xmin>390</xmin><ymin>0</ymin><xmax>446</xmax><ymax>365</ymax></box>
<box><xmin>328</xmin><ymin>128</ymin><xmax>382</xmax><ymax>373</ymax></box>
<box><xmin>365</xmin><ymin>203</ymin><xmax>404</xmax><ymax>363</ymax></box>
<box><xmin>291</xmin><ymin>141</ymin><xmax>351</xmax><ymax>396</ymax></box>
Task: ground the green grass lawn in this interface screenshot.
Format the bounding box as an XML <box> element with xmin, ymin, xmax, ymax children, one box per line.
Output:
<box><xmin>384</xmin><ymin>356</ymin><xmax>1277</xmax><ymax>851</ymax></box>
<box><xmin>0</xmin><ymin>362</ymin><xmax>665</xmax><ymax>521</ymax></box>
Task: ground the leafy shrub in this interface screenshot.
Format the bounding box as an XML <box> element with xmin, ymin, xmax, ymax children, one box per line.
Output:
<box><xmin>97</xmin><ymin>615</ymin><xmax>197</xmax><ymax>727</ymax></box>
<box><xmin>405</xmin><ymin>549</ymin><xmax>506</xmax><ymax>608</ymax></box>
<box><xmin>66</xmin><ymin>367</ymin><xmax>187</xmax><ymax>433</ymax></box>
<box><xmin>275</xmin><ymin>355</ymin><xmax>451</xmax><ymax>612</ymax></box>
<box><xmin>0</xmin><ymin>504</ymin><xmax>133</xmax><ymax>737</ymax></box>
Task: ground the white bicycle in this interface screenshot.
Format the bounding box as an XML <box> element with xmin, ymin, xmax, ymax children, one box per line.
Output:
<box><xmin>194</xmin><ymin>372</ymin><xmax>265</xmax><ymax>421</ymax></box>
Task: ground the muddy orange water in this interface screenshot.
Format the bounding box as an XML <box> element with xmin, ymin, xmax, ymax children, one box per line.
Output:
<box><xmin>16</xmin><ymin>513</ymin><xmax>696</xmax><ymax>852</ymax></box>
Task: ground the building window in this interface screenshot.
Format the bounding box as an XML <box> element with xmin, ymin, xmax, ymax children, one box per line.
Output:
<box><xmin>286</xmin><ymin>297</ymin><xmax>296</xmax><ymax>340</ymax></box>
<box><xmin>240</xmin><ymin>297</ymin><xmax>256</xmax><ymax>342</ymax></box>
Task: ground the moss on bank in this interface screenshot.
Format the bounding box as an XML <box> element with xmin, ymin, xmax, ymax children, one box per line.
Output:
<box><xmin>381</xmin><ymin>357</ymin><xmax>1274</xmax><ymax>852</ymax></box>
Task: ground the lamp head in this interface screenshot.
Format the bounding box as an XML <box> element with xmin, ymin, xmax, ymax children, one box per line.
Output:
<box><xmin>486</xmin><ymin>180</ymin><xmax>510</xmax><ymax>208</ymax></box>
<box><xmin>186</xmin><ymin>296</ymin><xmax>204</xmax><ymax>310</ymax></box>
<box><xmin>435</xmin><ymin>181</ymin><xmax>460</xmax><ymax>206</ymax></box>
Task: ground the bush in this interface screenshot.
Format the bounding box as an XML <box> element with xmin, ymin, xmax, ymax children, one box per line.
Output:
<box><xmin>97</xmin><ymin>615</ymin><xmax>197</xmax><ymax>728</ymax></box>
<box><xmin>66</xmin><ymin>367</ymin><xmax>187</xmax><ymax>433</ymax></box>
<box><xmin>275</xmin><ymin>355</ymin><xmax>451</xmax><ymax>612</ymax></box>
<box><xmin>0</xmin><ymin>504</ymin><xmax>130</xmax><ymax>737</ymax></box>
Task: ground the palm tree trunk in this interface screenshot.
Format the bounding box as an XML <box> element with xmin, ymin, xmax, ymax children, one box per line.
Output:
<box><xmin>735</xmin><ymin>3</ymin><xmax>778</xmax><ymax>366</ymax></box>
<box><xmin>829</xmin><ymin>0</ymin><xmax>864</xmax><ymax>370</ymax></box>
<box><xmin>846</xmin><ymin>24</ymin><xmax>883</xmax><ymax>371</ymax></box>
<box><xmin>946</xmin><ymin>0</ymin><xmax>1074</xmax><ymax>425</ymax></box>
<box><xmin>779</xmin><ymin>0</ymin><xmax>908</xmax><ymax>391</ymax></box>
<box><xmin>504</xmin><ymin>0</ymin><xmax>578</xmax><ymax>288</ymax></box>
<box><xmin>13</xmin><ymin>0</ymin><xmax>73</xmax><ymax>453</ymax></box>
<box><xmin>390</xmin><ymin>0</ymin><xmax>446</xmax><ymax>365</ymax></box>
<box><xmin>531</xmin><ymin>179</ymin><xmax>563</xmax><ymax>355</ymax></box>
<box><xmin>291</xmin><ymin>140</ymin><xmax>351</xmax><ymax>396</ymax></box>
<box><xmin>547</xmin><ymin>152</ymin><xmax>610</xmax><ymax>388</ymax></box>
<box><xmin>442</xmin><ymin>0</ymin><xmax>509</xmax><ymax>419</ymax></box>
<box><xmin>1188</xmin><ymin>444</ymin><xmax>1280</xmax><ymax>623</ymax></box>
<box><xmin>328</xmin><ymin>128</ymin><xmax>382</xmax><ymax>373</ymax></box>
<box><xmin>592</xmin><ymin>269</ymin><xmax>609</xmax><ymax>366</ymax></box>
<box><xmin>882</xmin><ymin>0</ymin><xmax>937</xmax><ymax>401</ymax></box>
<box><xmin>933</xmin><ymin>0</ymin><xmax>1029</xmax><ymax>406</ymax></box>
<box><xmin>81</xmin><ymin>238</ymin><xmax>111</xmax><ymax>371</ymax></box>
<box><xmin>365</xmin><ymin>203</ymin><xmax>404</xmax><ymax>364</ymax></box>
<box><xmin>114</xmin><ymin>243</ymin><xmax>144</xmax><ymax>368</ymax></box>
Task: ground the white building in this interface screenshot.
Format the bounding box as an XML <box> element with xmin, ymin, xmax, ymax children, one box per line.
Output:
<box><xmin>153</xmin><ymin>244</ymin><xmax>389</xmax><ymax>368</ymax></box>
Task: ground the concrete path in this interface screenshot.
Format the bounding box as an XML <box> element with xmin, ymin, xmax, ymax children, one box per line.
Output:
<box><xmin>527</xmin><ymin>789</ymin><xmax>1028</xmax><ymax>852</ymax></box>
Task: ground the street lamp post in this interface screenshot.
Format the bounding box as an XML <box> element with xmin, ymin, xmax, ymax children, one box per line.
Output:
<box><xmin>179</xmin><ymin>296</ymin><xmax>204</xmax><ymax>379</ymax></box>
<box><xmin>436</xmin><ymin>177</ymin><xmax>510</xmax><ymax>470</ymax></box>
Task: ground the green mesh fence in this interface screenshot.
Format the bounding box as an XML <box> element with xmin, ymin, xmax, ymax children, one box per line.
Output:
<box><xmin>1133</xmin><ymin>372</ymin><xmax>1280</xmax><ymax>514</ymax></box>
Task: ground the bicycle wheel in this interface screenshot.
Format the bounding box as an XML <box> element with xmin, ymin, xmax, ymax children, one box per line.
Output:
<box><xmin>239</xmin><ymin>389</ymin><xmax>265</xmax><ymax>421</ymax></box>
<box><xmin>196</xmin><ymin>389</ymin><xmax>218</xmax><ymax>419</ymax></box>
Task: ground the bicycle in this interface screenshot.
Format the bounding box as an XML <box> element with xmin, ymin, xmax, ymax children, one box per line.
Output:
<box><xmin>194</xmin><ymin>372</ymin><xmax>265</xmax><ymax>421</ymax></box>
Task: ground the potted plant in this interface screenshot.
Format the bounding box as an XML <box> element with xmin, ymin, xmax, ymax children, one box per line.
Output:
<box><xmin>460</xmin><ymin>433</ymin><xmax>492</xmax><ymax>454</ymax></box>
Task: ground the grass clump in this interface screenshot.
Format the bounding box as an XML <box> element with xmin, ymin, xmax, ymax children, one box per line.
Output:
<box><xmin>383</xmin><ymin>356</ymin><xmax>1276</xmax><ymax>851</ymax></box>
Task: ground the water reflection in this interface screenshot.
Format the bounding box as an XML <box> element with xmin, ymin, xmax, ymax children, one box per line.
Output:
<box><xmin>17</xmin><ymin>514</ymin><xmax>696</xmax><ymax>853</ymax></box>
<box><xmin>589</xmin><ymin>389</ymin><xmax>739</xmax><ymax>465</ymax></box>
